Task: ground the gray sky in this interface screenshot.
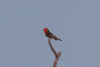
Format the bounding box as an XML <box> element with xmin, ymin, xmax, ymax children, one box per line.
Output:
<box><xmin>0</xmin><ymin>0</ymin><xmax>100</xmax><ymax>67</ymax></box>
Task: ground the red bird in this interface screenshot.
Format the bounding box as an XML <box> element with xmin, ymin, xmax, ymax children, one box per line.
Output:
<box><xmin>43</xmin><ymin>28</ymin><xmax>62</xmax><ymax>41</ymax></box>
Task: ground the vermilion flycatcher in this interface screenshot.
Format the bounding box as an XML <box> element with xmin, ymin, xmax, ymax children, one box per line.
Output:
<box><xmin>43</xmin><ymin>28</ymin><xmax>62</xmax><ymax>41</ymax></box>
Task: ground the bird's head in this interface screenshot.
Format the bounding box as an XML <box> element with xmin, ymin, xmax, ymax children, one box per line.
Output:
<box><xmin>43</xmin><ymin>28</ymin><xmax>49</xmax><ymax>33</ymax></box>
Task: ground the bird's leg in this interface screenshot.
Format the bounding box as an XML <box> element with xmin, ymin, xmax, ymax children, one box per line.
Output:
<box><xmin>48</xmin><ymin>38</ymin><xmax>51</xmax><ymax>40</ymax></box>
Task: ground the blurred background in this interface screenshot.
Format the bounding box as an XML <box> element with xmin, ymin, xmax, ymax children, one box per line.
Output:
<box><xmin>0</xmin><ymin>0</ymin><xmax>100</xmax><ymax>67</ymax></box>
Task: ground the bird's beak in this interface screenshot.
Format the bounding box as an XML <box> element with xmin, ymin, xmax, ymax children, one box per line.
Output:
<box><xmin>42</xmin><ymin>29</ymin><xmax>44</xmax><ymax>31</ymax></box>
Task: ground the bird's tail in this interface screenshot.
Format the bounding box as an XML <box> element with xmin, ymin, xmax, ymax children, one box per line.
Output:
<box><xmin>54</xmin><ymin>36</ymin><xmax>62</xmax><ymax>41</ymax></box>
<box><xmin>57</xmin><ymin>38</ymin><xmax>62</xmax><ymax>41</ymax></box>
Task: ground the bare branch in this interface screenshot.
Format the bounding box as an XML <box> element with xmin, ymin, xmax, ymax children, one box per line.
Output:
<box><xmin>48</xmin><ymin>38</ymin><xmax>61</xmax><ymax>67</ymax></box>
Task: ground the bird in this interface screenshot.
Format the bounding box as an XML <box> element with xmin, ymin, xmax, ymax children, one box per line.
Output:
<box><xmin>43</xmin><ymin>28</ymin><xmax>62</xmax><ymax>41</ymax></box>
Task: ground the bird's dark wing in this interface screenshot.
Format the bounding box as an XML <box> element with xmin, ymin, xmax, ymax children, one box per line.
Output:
<box><xmin>46</xmin><ymin>30</ymin><xmax>54</xmax><ymax>38</ymax></box>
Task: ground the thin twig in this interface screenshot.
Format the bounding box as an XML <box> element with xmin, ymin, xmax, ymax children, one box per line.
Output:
<box><xmin>48</xmin><ymin>38</ymin><xmax>61</xmax><ymax>67</ymax></box>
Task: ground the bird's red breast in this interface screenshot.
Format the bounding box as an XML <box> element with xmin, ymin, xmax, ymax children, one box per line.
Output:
<box><xmin>43</xmin><ymin>28</ymin><xmax>48</xmax><ymax>34</ymax></box>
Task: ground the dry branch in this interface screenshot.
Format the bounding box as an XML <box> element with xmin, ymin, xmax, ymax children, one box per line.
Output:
<box><xmin>48</xmin><ymin>38</ymin><xmax>61</xmax><ymax>67</ymax></box>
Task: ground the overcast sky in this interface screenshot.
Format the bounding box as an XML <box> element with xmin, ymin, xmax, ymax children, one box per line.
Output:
<box><xmin>0</xmin><ymin>0</ymin><xmax>100</xmax><ymax>67</ymax></box>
